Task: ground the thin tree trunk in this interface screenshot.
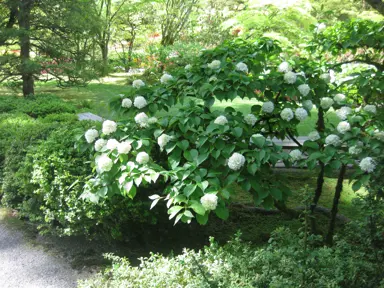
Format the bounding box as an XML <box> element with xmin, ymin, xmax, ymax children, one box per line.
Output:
<box><xmin>325</xmin><ymin>164</ymin><xmax>347</xmax><ymax>246</ymax></box>
<box><xmin>310</xmin><ymin>106</ymin><xmax>326</xmax><ymax>233</ymax></box>
<box><xmin>18</xmin><ymin>0</ymin><xmax>35</xmax><ymax>97</ymax></box>
<box><xmin>100</xmin><ymin>43</ymin><xmax>109</xmax><ymax>75</ymax></box>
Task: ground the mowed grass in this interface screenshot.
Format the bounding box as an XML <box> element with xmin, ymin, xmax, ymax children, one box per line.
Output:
<box><xmin>0</xmin><ymin>74</ymin><xmax>340</xmax><ymax>135</ymax></box>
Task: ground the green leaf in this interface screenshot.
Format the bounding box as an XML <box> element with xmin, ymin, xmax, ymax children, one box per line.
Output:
<box><xmin>183</xmin><ymin>185</ymin><xmax>197</xmax><ymax>197</ymax></box>
<box><xmin>184</xmin><ymin>210</ymin><xmax>194</xmax><ymax>218</ymax></box>
<box><xmin>177</xmin><ymin>140</ymin><xmax>189</xmax><ymax>151</ymax></box>
<box><xmin>149</xmin><ymin>103</ymin><xmax>158</xmax><ymax>113</ymax></box>
<box><xmin>215</xmin><ymin>206</ymin><xmax>229</xmax><ymax>220</ymax></box>
<box><xmin>270</xmin><ymin>188</ymin><xmax>282</xmax><ymax>200</ymax></box>
<box><xmin>168</xmin><ymin>205</ymin><xmax>183</xmax><ymax>220</ymax></box>
<box><xmin>303</xmin><ymin>141</ymin><xmax>319</xmax><ymax>150</ymax></box>
<box><xmin>232</xmin><ymin>127</ymin><xmax>243</xmax><ymax>138</ymax></box>
<box><xmin>352</xmin><ymin>181</ymin><xmax>361</xmax><ymax>192</ymax></box>
<box><xmin>308</xmin><ymin>151</ymin><xmax>323</xmax><ymax>161</ymax></box>
<box><xmin>204</xmin><ymin>97</ymin><xmax>215</xmax><ymax>108</ymax></box>
<box><xmin>196</xmin><ymin>213</ymin><xmax>209</xmax><ymax>225</ymax></box>
<box><xmin>247</xmin><ymin>163</ymin><xmax>258</xmax><ymax>175</ymax></box>
<box><xmin>252</xmin><ymin>136</ymin><xmax>265</xmax><ymax>148</ymax></box>
<box><xmin>190</xmin><ymin>202</ymin><xmax>206</xmax><ymax>215</ymax></box>
<box><xmin>196</xmin><ymin>153</ymin><xmax>209</xmax><ymax>166</ymax></box>
<box><xmin>128</xmin><ymin>185</ymin><xmax>137</xmax><ymax>199</ymax></box>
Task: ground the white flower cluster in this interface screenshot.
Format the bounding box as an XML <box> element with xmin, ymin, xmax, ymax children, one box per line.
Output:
<box><xmin>118</xmin><ymin>141</ymin><xmax>132</xmax><ymax>154</ymax></box>
<box><xmin>96</xmin><ymin>154</ymin><xmax>113</xmax><ymax>173</ymax></box>
<box><xmin>214</xmin><ymin>115</ymin><xmax>228</xmax><ymax>125</ymax></box>
<box><xmin>359</xmin><ymin>157</ymin><xmax>376</xmax><ymax>173</ymax></box>
<box><xmin>228</xmin><ymin>153</ymin><xmax>245</xmax><ymax>171</ymax></box>
<box><xmin>262</xmin><ymin>101</ymin><xmax>274</xmax><ymax>113</ymax></box>
<box><xmin>337</xmin><ymin>121</ymin><xmax>351</xmax><ymax>134</ymax></box>
<box><xmin>106</xmin><ymin>139</ymin><xmax>119</xmax><ymax>150</ymax></box>
<box><xmin>208</xmin><ymin>60</ymin><xmax>221</xmax><ymax>70</ymax></box>
<box><xmin>200</xmin><ymin>194</ymin><xmax>218</xmax><ymax>211</ymax></box>
<box><xmin>336</xmin><ymin>106</ymin><xmax>352</xmax><ymax>120</ymax></box>
<box><xmin>320</xmin><ymin>97</ymin><xmax>334</xmax><ymax>110</ymax></box>
<box><xmin>302</xmin><ymin>100</ymin><xmax>313</xmax><ymax>112</ymax></box>
<box><xmin>298</xmin><ymin>84</ymin><xmax>310</xmax><ymax>96</ymax></box>
<box><xmin>236</xmin><ymin>62</ymin><xmax>248</xmax><ymax>73</ymax></box>
<box><xmin>168</xmin><ymin>51</ymin><xmax>179</xmax><ymax>58</ymax></box>
<box><xmin>374</xmin><ymin>130</ymin><xmax>384</xmax><ymax>141</ymax></box>
<box><xmin>134</xmin><ymin>96</ymin><xmax>147</xmax><ymax>109</ymax></box>
<box><xmin>158</xmin><ymin>134</ymin><xmax>172</xmax><ymax>151</ymax></box>
<box><xmin>363</xmin><ymin>105</ymin><xmax>377</xmax><ymax>114</ymax></box>
<box><xmin>85</xmin><ymin>129</ymin><xmax>99</xmax><ymax>143</ymax></box>
<box><xmin>333</xmin><ymin>94</ymin><xmax>346</xmax><ymax>104</ymax></box>
<box><xmin>295</xmin><ymin>108</ymin><xmax>308</xmax><ymax>121</ymax></box>
<box><xmin>289</xmin><ymin>149</ymin><xmax>303</xmax><ymax>161</ymax></box>
<box><xmin>278</xmin><ymin>61</ymin><xmax>292</xmax><ymax>73</ymax></box>
<box><xmin>102</xmin><ymin>120</ymin><xmax>117</xmax><ymax>135</ymax></box>
<box><xmin>349</xmin><ymin>145</ymin><xmax>362</xmax><ymax>155</ymax></box>
<box><xmin>94</xmin><ymin>139</ymin><xmax>107</xmax><ymax>151</ymax></box>
<box><xmin>185</xmin><ymin>64</ymin><xmax>192</xmax><ymax>71</ymax></box>
<box><xmin>315</xmin><ymin>23</ymin><xmax>326</xmax><ymax>33</ymax></box>
<box><xmin>280</xmin><ymin>108</ymin><xmax>294</xmax><ymax>121</ymax></box>
<box><xmin>122</xmin><ymin>98</ymin><xmax>132</xmax><ymax>108</ymax></box>
<box><xmin>320</xmin><ymin>73</ymin><xmax>331</xmax><ymax>83</ymax></box>
<box><xmin>308</xmin><ymin>131</ymin><xmax>320</xmax><ymax>141</ymax></box>
<box><xmin>244</xmin><ymin>114</ymin><xmax>257</xmax><ymax>126</ymax></box>
<box><xmin>135</xmin><ymin>112</ymin><xmax>149</xmax><ymax>127</ymax></box>
<box><xmin>160</xmin><ymin>73</ymin><xmax>173</xmax><ymax>84</ymax></box>
<box><xmin>284</xmin><ymin>71</ymin><xmax>297</xmax><ymax>84</ymax></box>
<box><xmin>132</xmin><ymin>79</ymin><xmax>145</xmax><ymax>89</ymax></box>
<box><xmin>148</xmin><ymin>117</ymin><xmax>158</xmax><ymax>124</ymax></box>
<box><xmin>325</xmin><ymin>134</ymin><xmax>341</xmax><ymax>146</ymax></box>
<box><xmin>136</xmin><ymin>152</ymin><xmax>149</xmax><ymax>164</ymax></box>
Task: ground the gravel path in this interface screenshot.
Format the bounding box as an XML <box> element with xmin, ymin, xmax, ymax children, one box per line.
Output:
<box><xmin>0</xmin><ymin>222</ymin><xmax>84</xmax><ymax>288</ymax></box>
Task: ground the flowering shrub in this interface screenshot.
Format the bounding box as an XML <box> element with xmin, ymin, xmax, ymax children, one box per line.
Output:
<box><xmin>81</xmin><ymin>24</ymin><xmax>383</xmax><ymax>229</ymax></box>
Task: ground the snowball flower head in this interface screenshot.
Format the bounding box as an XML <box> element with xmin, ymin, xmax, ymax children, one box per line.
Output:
<box><xmin>106</xmin><ymin>139</ymin><xmax>119</xmax><ymax>150</ymax></box>
<box><xmin>136</xmin><ymin>152</ymin><xmax>149</xmax><ymax>165</ymax></box>
<box><xmin>134</xmin><ymin>112</ymin><xmax>149</xmax><ymax>127</ymax></box>
<box><xmin>158</xmin><ymin>134</ymin><xmax>172</xmax><ymax>151</ymax></box>
<box><xmin>244</xmin><ymin>114</ymin><xmax>257</xmax><ymax>126</ymax></box>
<box><xmin>325</xmin><ymin>134</ymin><xmax>341</xmax><ymax>146</ymax></box>
<box><xmin>209</xmin><ymin>76</ymin><xmax>217</xmax><ymax>82</ymax></box>
<box><xmin>117</xmin><ymin>141</ymin><xmax>132</xmax><ymax>154</ymax></box>
<box><xmin>278</xmin><ymin>61</ymin><xmax>292</xmax><ymax>73</ymax></box>
<box><xmin>349</xmin><ymin>146</ymin><xmax>362</xmax><ymax>155</ymax></box>
<box><xmin>132</xmin><ymin>79</ymin><xmax>145</xmax><ymax>89</ymax></box>
<box><xmin>320</xmin><ymin>73</ymin><xmax>331</xmax><ymax>83</ymax></box>
<box><xmin>85</xmin><ymin>129</ymin><xmax>99</xmax><ymax>143</ymax></box>
<box><xmin>308</xmin><ymin>131</ymin><xmax>320</xmax><ymax>141</ymax></box>
<box><xmin>228</xmin><ymin>153</ymin><xmax>246</xmax><ymax>171</ymax></box>
<box><xmin>320</xmin><ymin>97</ymin><xmax>334</xmax><ymax>110</ymax></box>
<box><xmin>133</xmin><ymin>96</ymin><xmax>147</xmax><ymax>109</ymax></box>
<box><xmin>334</xmin><ymin>94</ymin><xmax>346</xmax><ymax>104</ymax></box>
<box><xmin>262</xmin><ymin>101</ymin><xmax>274</xmax><ymax>113</ymax></box>
<box><xmin>289</xmin><ymin>149</ymin><xmax>303</xmax><ymax>161</ymax></box>
<box><xmin>185</xmin><ymin>64</ymin><xmax>192</xmax><ymax>70</ymax></box>
<box><xmin>97</xmin><ymin>154</ymin><xmax>113</xmax><ymax>173</ymax></box>
<box><xmin>148</xmin><ymin>117</ymin><xmax>158</xmax><ymax>124</ymax></box>
<box><xmin>236</xmin><ymin>62</ymin><xmax>248</xmax><ymax>73</ymax></box>
<box><xmin>102</xmin><ymin>120</ymin><xmax>117</xmax><ymax>135</ymax></box>
<box><xmin>363</xmin><ymin>105</ymin><xmax>377</xmax><ymax>114</ymax></box>
<box><xmin>160</xmin><ymin>73</ymin><xmax>173</xmax><ymax>84</ymax></box>
<box><xmin>336</xmin><ymin>107</ymin><xmax>352</xmax><ymax>120</ymax></box>
<box><xmin>207</xmin><ymin>60</ymin><xmax>221</xmax><ymax>70</ymax></box>
<box><xmin>200</xmin><ymin>194</ymin><xmax>218</xmax><ymax>211</ymax></box>
<box><xmin>214</xmin><ymin>115</ymin><xmax>228</xmax><ymax>125</ymax></box>
<box><xmin>122</xmin><ymin>98</ymin><xmax>132</xmax><ymax>108</ymax></box>
<box><xmin>374</xmin><ymin>130</ymin><xmax>384</xmax><ymax>141</ymax></box>
<box><xmin>281</xmin><ymin>108</ymin><xmax>294</xmax><ymax>121</ymax></box>
<box><xmin>284</xmin><ymin>71</ymin><xmax>297</xmax><ymax>84</ymax></box>
<box><xmin>359</xmin><ymin>157</ymin><xmax>376</xmax><ymax>173</ymax></box>
<box><xmin>295</xmin><ymin>108</ymin><xmax>308</xmax><ymax>121</ymax></box>
<box><xmin>94</xmin><ymin>139</ymin><xmax>107</xmax><ymax>152</ymax></box>
<box><xmin>337</xmin><ymin>121</ymin><xmax>351</xmax><ymax>134</ymax></box>
<box><xmin>298</xmin><ymin>84</ymin><xmax>310</xmax><ymax>96</ymax></box>
<box><xmin>302</xmin><ymin>100</ymin><xmax>313</xmax><ymax>112</ymax></box>
<box><xmin>315</xmin><ymin>23</ymin><xmax>326</xmax><ymax>33</ymax></box>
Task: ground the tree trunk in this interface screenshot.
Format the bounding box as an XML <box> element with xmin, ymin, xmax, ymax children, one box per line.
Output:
<box><xmin>100</xmin><ymin>43</ymin><xmax>109</xmax><ymax>76</ymax></box>
<box><xmin>310</xmin><ymin>106</ymin><xmax>326</xmax><ymax>233</ymax></box>
<box><xmin>18</xmin><ymin>0</ymin><xmax>35</xmax><ymax>97</ymax></box>
<box><xmin>325</xmin><ymin>164</ymin><xmax>347</xmax><ymax>246</ymax></box>
<box><xmin>366</xmin><ymin>0</ymin><xmax>384</xmax><ymax>15</ymax></box>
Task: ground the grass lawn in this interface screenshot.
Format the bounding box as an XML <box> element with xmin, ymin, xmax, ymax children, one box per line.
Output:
<box><xmin>0</xmin><ymin>73</ymin><xmax>341</xmax><ymax>136</ymax></box>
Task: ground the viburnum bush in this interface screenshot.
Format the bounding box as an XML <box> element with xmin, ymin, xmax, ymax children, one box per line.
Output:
<box><xmin>80</xmin><ymin>21</ymin><xmax>383</xmax><ymax>236</ymax></box>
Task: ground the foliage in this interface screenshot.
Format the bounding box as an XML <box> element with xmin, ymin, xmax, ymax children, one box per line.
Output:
<box><xmin>78</xmin><ymin>226</ymin><xmax>384</xmax><ymax>288</ymax></box>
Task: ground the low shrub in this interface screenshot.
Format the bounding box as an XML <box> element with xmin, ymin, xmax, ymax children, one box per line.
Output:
<box><xmin>79</xmin><ymin>227</ymin><xmax>384</xmax><ymax>288</ymax></box>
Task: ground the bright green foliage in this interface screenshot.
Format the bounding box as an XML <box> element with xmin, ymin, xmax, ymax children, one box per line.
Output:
<box><xmin>78</xmin><ymin>227</ymin><xmax>384</xmax><ymax>287</ymax></box>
